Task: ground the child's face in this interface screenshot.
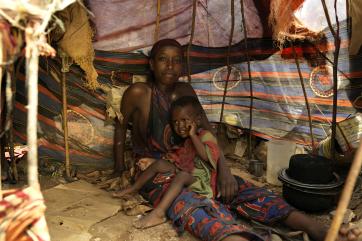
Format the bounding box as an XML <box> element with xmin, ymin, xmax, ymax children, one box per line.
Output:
<box><xmin>171</xmin><ymin>105</ymin><xmax>199</xmax><ymax>138</ymax></box>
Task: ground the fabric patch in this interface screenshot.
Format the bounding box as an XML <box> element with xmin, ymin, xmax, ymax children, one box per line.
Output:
<box><xmin>309</xmin><ymin>65</ymin><xmax>341</xmax><ymax>98</ymax></box>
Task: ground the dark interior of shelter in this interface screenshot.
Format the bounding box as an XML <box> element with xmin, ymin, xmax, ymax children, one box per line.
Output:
<box><xmin>0</xmin><ymin>0</ymin><xmax>362</xmax><ymax>240</ymax></box>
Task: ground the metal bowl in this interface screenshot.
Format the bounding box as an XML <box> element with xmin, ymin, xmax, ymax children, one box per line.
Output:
<box><xmin>278</xmin><ymin>168</ymin><xmax>344</xmax><ymax>212</ymax></box>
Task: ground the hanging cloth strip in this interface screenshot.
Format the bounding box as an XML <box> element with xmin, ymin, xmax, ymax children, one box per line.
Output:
<box><xmin>0</xmin><ymin>186</ymin><xmax>50</xmax><ymax>241</ymax></box>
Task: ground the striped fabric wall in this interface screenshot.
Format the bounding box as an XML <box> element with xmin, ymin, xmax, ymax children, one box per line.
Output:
<box><xmin>13</xmin><ymin>20</ymin><xmax>362</xmax><ymax>166</ymax></box>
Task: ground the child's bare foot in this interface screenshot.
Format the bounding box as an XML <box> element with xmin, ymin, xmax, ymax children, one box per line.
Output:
<box><xmin>112</xmin><ymin>187</ymin><xmax>136</xmax><ymax>198</ymax></box>
<box><xmin>133</xmin><ymin>209</ymin><xmax>167</xmax><ymax>229</ymax></box>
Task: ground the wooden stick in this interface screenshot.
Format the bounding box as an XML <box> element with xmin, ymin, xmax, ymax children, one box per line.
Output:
<box><xmin>6</xmin><ymin>70</ymin><xmax>18</xmax><ymax>182</ymax></box>
<box><xmin>240</xmin><ymin>0</ymin><xmax>253</xmax><ymax>159</ymax></box>
<box><xmin>154</xmin><ymin>0</ymin><xmax>161</xmax><ymax>42</ymax></box>
<box><xmin>219</xmin><ymin>0</ymin><xmax>234</xmax><ymax>125</ymax></box>
<box><xmin>325</xmin><ymin>140</ymin><xmax>362</xmax><ymax>241</ymax></box>
<box><xmin>25</xmin><ymin>25</ymin><xmax>40</xmax><ymax>189</ymax></box>
<box><xmin>292</xmin><ymin>43</ymin><xmax>315</xmax><ymax>151</ymax></box>
<box><xmin>186</xmin><ymin>0</ymin><xmax>197</xmax><ymax>83</ymax></box>
<box><xmin>320</xmin><ymin>0</ymin><xmax>341</xmax><ymax>163</ymax></box>
<box><xmin>61</xmin><ymin>71</ymin><xmax>71</xmax><ymax>178</ymax></box>
<box><xmin>0</xmin><ymin>32</ymin><xmax>3</xmax><ymax>199</ymax></box>
<box><xmin>59</xmin><ymin>49</ymin><xmax>73</xmax><ymax>179</ymax></box>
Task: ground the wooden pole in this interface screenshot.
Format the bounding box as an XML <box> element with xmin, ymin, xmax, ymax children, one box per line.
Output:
<box><xmin>186</xmin><ymin>0</ymin><xmax>197</xmax><ymax>83</ymax></box>
<box><xmin>325</xmin><ymin>140</ymin><xmax>362</xmax><ymax>241</ymax></box>
<box><xmin>292</xmin><ymin>44</ymin><xmax>315</xmax><ymax>151</ymax></box>
<box><xmin>154</xmin><ymin>0</ymin><xmax>161</xmax><ymax>42</ymax></box>
<box><xmin>0</xmin><ymin>33</ymin><xmax>3</xmax><ymax>199</ymax></box>
<box><xmin>6</xmin><ymin>70</ymin><xmax>18</xmax><ymax>182</ymax></box>
<box><xmin>61</xmin><ymin>71</ymin><xmax>71</xmax><ymax>178</ymax></box>
<box><xmin>240</xmin><ymin>0</ymin><xmax>253</xmax><ymax>159</ymax></box>
<box><xmin>219</xmin><ymin>0</ymin><xmax>234</xmax><ymax>125</ymax></box>
<box><xmin>60</xmin><ymin>49</ymin><xmax>73</xmax><ymax>179</ymax></box>
<box><xmin>25</xmin><ymin>23</ymin><xmax>40</xmax><ymax>189</ymax></box>
<box><xmin>320</xmin><ymin>0</ymin><xmax>341</xmax><ymax>163</ymax></box>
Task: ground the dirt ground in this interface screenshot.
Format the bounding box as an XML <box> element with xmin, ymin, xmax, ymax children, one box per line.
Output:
<box><xmin>2</xmin><ymin>157</ymin><xmax>362</xmax><ymax>241</ymax></box>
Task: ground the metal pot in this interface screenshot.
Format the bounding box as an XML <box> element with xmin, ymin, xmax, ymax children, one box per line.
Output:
<box><xmin>287</xmin><ymin>154</ymin><xmax>333</xmax><ymax>184</ymax></box>
<box><xmin>278</xmin><ymin>169</ymin><xmax>344</xmax><ymax>212</ymax></box>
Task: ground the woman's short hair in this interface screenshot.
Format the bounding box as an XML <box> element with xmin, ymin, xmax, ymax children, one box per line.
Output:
<box><xmin>149</xmin><ymin>39</ymin><xmax>183</xmax><ymax>59</ymax></box>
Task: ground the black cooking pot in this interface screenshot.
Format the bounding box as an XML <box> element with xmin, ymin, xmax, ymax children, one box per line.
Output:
<box><xmin>287</xmin><ymin>154</ymin><xmax>333</xmax><ymax>184</ymax></box>
<box><xmin>279</xmin><ymin>169</ymin><xmax>344</xmax><ymax>212</ymax></box>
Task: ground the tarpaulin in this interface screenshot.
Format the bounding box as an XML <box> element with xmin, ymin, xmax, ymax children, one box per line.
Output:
<box><xmin>13</xmin><ymin>19</ymin><xmax>362</xmax><ymax>166</ymax></box>
<box><xmin>89</xmin><ymin>0</ymin><xmax>263</xmax><ymax>51</ymax></box>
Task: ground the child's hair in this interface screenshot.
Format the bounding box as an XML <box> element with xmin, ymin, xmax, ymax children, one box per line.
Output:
<box><xmin>170</xmin><ymin>96</ymin><xmax>202</xmax><ymax>116</ymax></box>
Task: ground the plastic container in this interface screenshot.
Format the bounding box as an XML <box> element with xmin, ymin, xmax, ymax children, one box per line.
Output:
<box><xmin>266</xmin><ymin>139</ymin><xmax>296</xmax><ymax>186</ymax></box>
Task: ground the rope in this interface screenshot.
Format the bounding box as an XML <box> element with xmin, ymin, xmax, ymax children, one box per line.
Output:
<box><xmin>240</xmin><ymin>0</ymin><xmax>253</xmax><ymax>159</ymax></box>
<box><xmin>187</xmin><ymin>0</ymin><xmax>197</xmax><ymax>82</ymax></box>
<box><xmin>219</xmin><ymin>0</ymin><xmax>235</xmax><ymax>124</ymax></box>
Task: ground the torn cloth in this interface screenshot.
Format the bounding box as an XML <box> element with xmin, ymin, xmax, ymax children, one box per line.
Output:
<box><xmin>0</xmin><ymin>187</ymin><xmax>50</xmax><ymax>241</ymax></box>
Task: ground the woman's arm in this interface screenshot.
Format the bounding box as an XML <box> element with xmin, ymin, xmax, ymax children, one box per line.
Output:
<box><xmin>114</xmin><ymin>119</ymin><xmax>125</xmax><ymax>173</ymax></box>
<box><xmin>114</xmin><ymin>83</ymin><xmax>147</xmax><ymax>174</ymax></box>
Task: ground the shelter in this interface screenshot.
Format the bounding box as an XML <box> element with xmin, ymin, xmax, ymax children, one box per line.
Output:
<box><xmin>8</xmin><ymin>0</ymin><xmax>362</xmax><ymax>168</ymax></box>
<box><xmin>1</xmin><ymin>0</ymin><xmax>362</xmax><ymax>240</ymax></box>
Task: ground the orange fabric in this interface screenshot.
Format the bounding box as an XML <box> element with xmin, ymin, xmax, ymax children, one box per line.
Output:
<box><xmin>291</xmin><ymin>0</ymin><xmax>305</xmax><ymax>11</ymax></box>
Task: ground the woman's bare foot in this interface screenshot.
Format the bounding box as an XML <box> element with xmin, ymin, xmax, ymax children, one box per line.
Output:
<box><xmin>337</xmin><ymin>226</ymin><xmax>362</xmax><ymax>241</ymax></box>
<box><xmin>133</xmin><ymin>209</ymin><xmax>167</xmax><ymax>229</ymax></box>
<box><xmin>284</xmin><ymin>211</ymin><xmax>362</xmax><ymax>241</ymax></box>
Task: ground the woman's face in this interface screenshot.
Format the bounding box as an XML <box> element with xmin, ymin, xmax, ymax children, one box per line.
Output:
<box><xmin>150</xmin><ymin>46</ymin><xmax>183</xmax><ymax>86</ymax></box>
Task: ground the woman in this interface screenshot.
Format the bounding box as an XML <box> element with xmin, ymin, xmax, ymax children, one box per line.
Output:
<box><xmin>114</xmin><ymin>39</ymin><xmax>361</xmax><ymax>241</ymax></box>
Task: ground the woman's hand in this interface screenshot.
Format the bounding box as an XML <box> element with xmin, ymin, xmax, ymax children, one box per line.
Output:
<box><xmin>217</xmin><ymin>160</ymin><xmax>238</xmax><ymax>203</ymax></box>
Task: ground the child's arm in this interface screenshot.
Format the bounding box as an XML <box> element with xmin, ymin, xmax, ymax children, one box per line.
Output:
<box><xmin>188</xmin><ymin>121</ymin><xmax>208</xmax><ymax>161</ymax></box>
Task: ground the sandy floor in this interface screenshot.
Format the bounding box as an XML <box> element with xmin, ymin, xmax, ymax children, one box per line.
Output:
<box><xmin>43</xmin><ymin>180</ymin><xmax>198</xmax><ymax>241</ymax></box>
<box><xmin>3</xmin><ymin>158</ymin><xmax>362</xmax><ymax>241</ymax></box>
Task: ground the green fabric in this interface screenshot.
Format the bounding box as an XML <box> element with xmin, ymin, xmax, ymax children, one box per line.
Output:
<box><xmin>188</xmin><ymin>131</ymin><xmax>218</xmax><ymax>198</ymax></box>
<box><xmin>189</xmin><ymin>157</ymin><xmax>213</xmax><ymax>198</ymax></box>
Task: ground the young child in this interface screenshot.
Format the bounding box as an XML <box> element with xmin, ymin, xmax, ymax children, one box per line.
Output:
<box><xmin>113</xmin><ymin>96</ymin><xmax>220</xmax><ymax>229</ymax></box>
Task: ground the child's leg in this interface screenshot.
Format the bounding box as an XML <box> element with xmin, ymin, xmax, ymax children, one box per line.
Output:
<box><xmin>155</xmin><ymin>171</ymin><xmax>195</xmax><ymax>212</ymax></box>
<box><xmin>113</xmin><ymin>159</ymin><xmax>176</xmax><ymax>198</ymax></box>
<box><xmin>134</xmin><ymin>171</ymin><xmax>194</xmax><ymax>228</ymax></box>
<box><xmin>132</xmin><ymin>159</ymin><xmax>176</xmax><ymax>191</ymax></box>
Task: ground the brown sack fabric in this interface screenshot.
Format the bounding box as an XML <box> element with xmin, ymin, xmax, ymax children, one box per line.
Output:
<box><xmin>54</xmin><ymin>1</ymin><xmax>99</xmax><ymax>89</ymax></box>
